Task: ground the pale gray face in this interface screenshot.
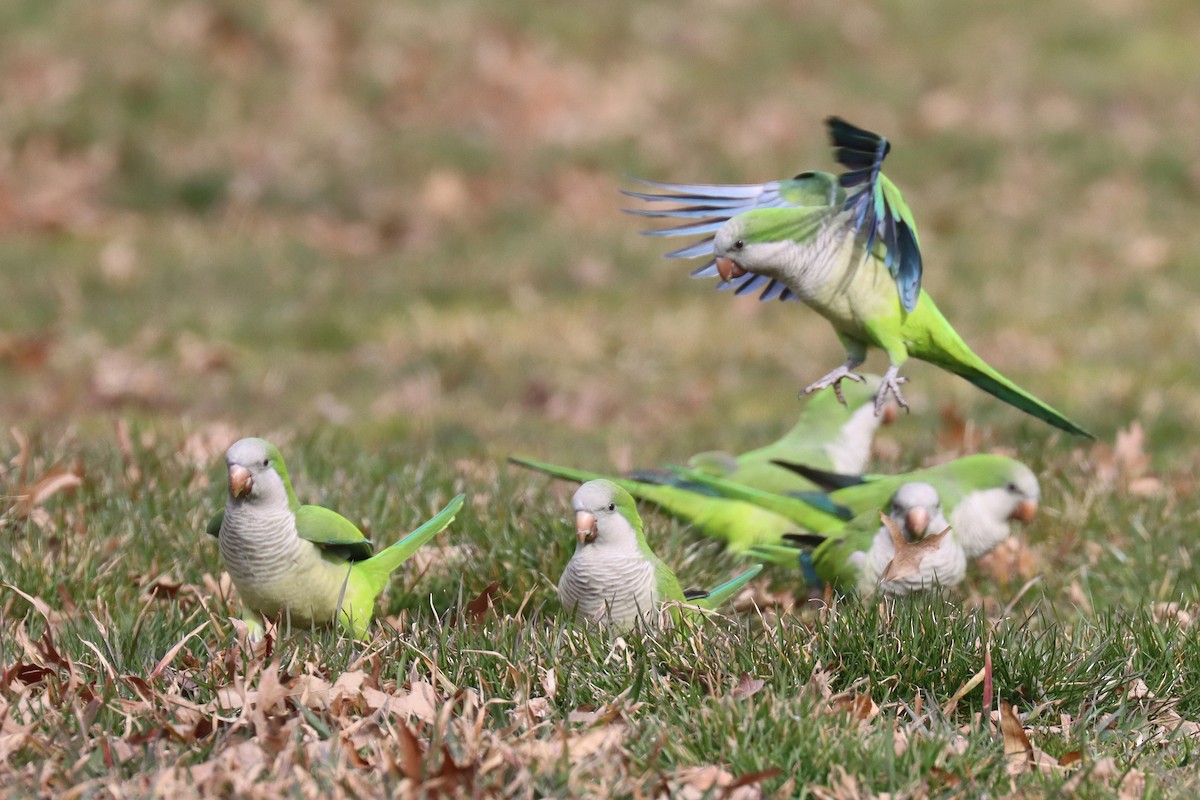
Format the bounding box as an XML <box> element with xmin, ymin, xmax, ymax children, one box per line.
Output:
<box><xmin>571</xmin><ymin>480</ymin><xmax>639</xmax><ymax>550</ymax></box>
<box><xmin>712</xmin><ymin>216</ymin><xmax>798</xmax><ymax>281</ymax></box>
<box><xmin>974</xmin><ymin>464</ymin><xmax>1040</xmax><ymax>525</ymax></box>
<box><xmin>224</xmin><ymin>437</ymin><xmax>289</xmax><ymax>507</ymax></box>
<box><xmin>888</xmin><ymin>482</ymin><xmax>943</xmax><ymax>539</ymax></box>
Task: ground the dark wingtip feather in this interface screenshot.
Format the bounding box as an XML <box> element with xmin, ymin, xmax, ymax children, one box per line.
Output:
<box><xmin>771</xmin><ymin>460</ymin><xmax>868</xmax><ymax>491</ymax></box>
<box><xmin>782</xmin><ymin>532</ymin><xmax>827</xmax><ymax>548</ymax></box>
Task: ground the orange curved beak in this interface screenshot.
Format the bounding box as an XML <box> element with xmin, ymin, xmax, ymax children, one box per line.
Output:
<box><xmin>575</xmin><ymin>511</ymin><xmax>598</xmax><ymax>544</ymax></box>
<box><xmin>905</xmin><ymin>506</ymin><xmax>929</xmax><ymax>538</ymax></box>
<box><xmin>229</xmin><ymin>465</ymin><xmax>253</xmax><ymax>498</ymax></box>
<box><xmin>1010</xmin><ymin>498</ymin><xmax>1038</xmax><ymax>524</ymax></box>
<box><xmin>715</xmin><ymin>257</ymin><xmax>747</xmax><ymax>282</ymax></box>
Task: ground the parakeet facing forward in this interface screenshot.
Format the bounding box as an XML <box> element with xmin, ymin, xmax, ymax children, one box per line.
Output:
<box><xmin>557</xmin><ymin>480</ymin><xmax>763</xmax><ymax>629</ymax></box>
<box><xmin>750</xmin><ymin>482</ymin><xmax>966</xmax><ymax>596</ymax></box>
<box><xmin>627</xmin><ymin>117</ymin><xmax>1091</xmax><ymax>437</ymax></box>
<box><xmin>207</xmin><ymin>437</ymin><xmax>465</xmax><ymax>638</ymax></box>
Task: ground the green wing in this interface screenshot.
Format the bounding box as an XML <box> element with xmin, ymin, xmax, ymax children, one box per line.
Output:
<box><xmin>206</xmin><ymin>510</ymin><xmax>224</xmax><ymax>538</ymax></box>
<box><xmin>295</xmin><ymin>504</ymin><xmax>374</xmax><ymax>561</ymax></box>
<box><xmin>653</xmin><ymin>557</ymin><xmax>686</xmax><ymax>603</ymax></box>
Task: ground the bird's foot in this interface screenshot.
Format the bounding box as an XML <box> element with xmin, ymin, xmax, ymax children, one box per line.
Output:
<box><xmin>875</xmin><ymin>367</ymin><xmax>909</xmax><ymax>416</ymax></box>
<box><xmin>801</xmin><ymin>364</ymin><xmax>866</xmax><ymax>406</ymax></box>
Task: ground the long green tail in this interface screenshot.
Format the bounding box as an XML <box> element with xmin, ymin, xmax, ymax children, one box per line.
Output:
<box><xmin>357</xmin><ymin>494</ymin><xmax>465</xmax><ymax>594</ymax></box>
<box><xmin>508</xmin><ymin>456</ymin><xmax>794</xmax><ymax>550</ymax></box>
<box><xmin>686</xmin><ymin>564</ymin><xmax>764</xmax><ymax>609</ymax></box>
<box><xmin>911</xmin><ymin>297</ymin><xmax>1093</xmax><ymax>438</ymax></box>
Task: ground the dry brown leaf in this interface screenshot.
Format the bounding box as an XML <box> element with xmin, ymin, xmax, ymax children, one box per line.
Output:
<box><xmin>810</xmin><ymin>765</ymin><xmax>867</xmax><ymax>800</ymax></box>
<box><xmin>878</xmin><ymin>514</ymin><xmax>954</xmax><ymax>584</ymax></box>
<box><xmin>1000</xmin><ymin>701</ymin><xmax>1034</xmax><ymax>775</ymax></box>
<box><xmin>732</xmin><ymin>673</ymin><xmax>765</xmax><ymax>701</ymax></box>
<box><xmin>975</xmin><ymin>537</ymin><xmax>1042</xmax><ymax>585</ymax></box>
<box><xmin>665</xmin><ymin>764</ymin><xmax>768</xmax><ymax>800</ymax></box>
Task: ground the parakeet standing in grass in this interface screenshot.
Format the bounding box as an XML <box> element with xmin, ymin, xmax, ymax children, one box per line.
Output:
<box><xmin>626</xmin><ymin>117</ymin><xmax>1091</xmax><ymax>438</ymax></box>
<box><xmin>511</xmin><ymin>453</ymin><xmax>1037</xmax><ymax>560</ymax></box>
<box><xmin>678</xmin><ymin>453</ymin><xmax>1039</xmax><ymax>560</ymax></box>
<box><xmin>557</xmin><ymin>480</ymin><xmax>763</xmax><ymax>629</ymax></box>
<box><xmin>645</xmin><ymin>374</ymin><xmax>892</xmax><ymax>496</ymax></box>
<box><xmin>206</xmin><ymin>437</ymin><xmax>465</xmax><ymax>638</ymax></box>
<box><xmin>750</xmin><ymin>482</ymin><xmax>966</xmax><ymax>596</ymax></box>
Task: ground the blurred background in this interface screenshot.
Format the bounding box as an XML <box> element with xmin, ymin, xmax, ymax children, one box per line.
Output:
<box><xmin>2</xmin><ymin>0</ymin><xmax>1199</xmax><ymax>470</ymax></box>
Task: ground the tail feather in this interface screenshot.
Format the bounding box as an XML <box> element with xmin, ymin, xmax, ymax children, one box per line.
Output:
<box><xmin>688</xmin><ymin>565</ymin><xmax>764</xmax><ymax>610</ymax></box>
<box><xmin>905</xmin><ymin>294</ymin><xmax>1093</xmax><ymax>438</ymax></box>
<box><xmin>358</xmin><ymin>494</ymin><xmax>465</xmax><ymax>594</ymax></box>
<box><xmin>947</xmin><ymin>362</ymin><xmax>1093</xmax><ymax>438</ymax></box>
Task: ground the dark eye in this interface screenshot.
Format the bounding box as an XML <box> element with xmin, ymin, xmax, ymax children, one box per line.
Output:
<box><xmin>262</xmin><ymin>459</ymin><xmax>270</xmax><ymax>468</ymax></box>
<box><xmin>607</xmin><ymin>503</ymin><xmax>615</xmax><ymax>512</ymax></box>
<box><xmin>1005</xmin><ymin>482</ymin><xmax>1017</xmax><ymax>492</ymax></box>
<box><xmin>733</xmin><ymin>239</ymin><xmax>745</xmax><ymax>251</ymax></box>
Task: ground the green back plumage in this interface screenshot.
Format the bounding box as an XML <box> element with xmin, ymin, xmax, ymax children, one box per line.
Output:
<box><xmin>510</xmin><ymin>456</ymin><xmax>797</xmax><ymax>550</ymax></box>
<box><xmin>825</xmin><ymin>454</ymin><xmax>1024</xmax><ymax>515</ymax></box>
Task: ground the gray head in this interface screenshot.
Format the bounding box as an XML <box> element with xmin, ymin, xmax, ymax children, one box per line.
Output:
<box><xmin>224</xmin><ymin>437</ymin><xmax>293</xmax><ymax>509</ymax></box>
<box><xmin>571</xmin><ymin>480</ymin><xmax>643</xmax><ymax>550</ymax></box>
<box><xmin>888</xmin><ymin>482</ymin><xmax>943</xmax><ymax>539</ymax></box>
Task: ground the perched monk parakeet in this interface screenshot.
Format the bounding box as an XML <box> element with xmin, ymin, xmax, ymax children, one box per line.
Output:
<box><xmin>682</xmin><ymin>453</ymin><xmax>1039</xmax><ymax>560</ymax></box>
<box><xmin>750</xmin><ymin>482</ymin><xmax>966</xmax><ymax>596</ymax></box>
<box><xmin>636</xmin><ymin>374</ymin><xmax>892</xmax><ymax>496</ymax></box>
<box><xmin>557</xmin><ymin>480</ymin><xmax>763</xmax><ymax>629</ymax></box>
<box><xmin>206</xmin><ymin>438</ymin><xmax>465</xmax><ymax>638</ymax></box>
<box><xmin>627</xmin><ymin>117</ymin><xmax>1091</xmax><ymax>438</ymax></box>
<box><xmin>511</xmin><ymin>455</ymin><xmax>807</xmax><ymax>551</ymax></box>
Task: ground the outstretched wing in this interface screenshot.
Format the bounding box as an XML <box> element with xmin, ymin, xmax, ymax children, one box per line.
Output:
<box><xmin>826</xmin><ymin>116</ymin><xmax>922</xmax><ymax>312</ymax></box>
<box><xmin>623</xmin><ymin>177</ymin><xmax>835</xmax><ymax>303</ymax></box>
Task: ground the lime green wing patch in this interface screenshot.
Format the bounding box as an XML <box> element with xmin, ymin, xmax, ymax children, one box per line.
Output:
<box><xmin>206</xmin><ymin>510</ymin><xmax>225</xmax><ymax>538</ymax></box>
<box><xmin>295</xmin><ymin>504</ymin><xmax>374</xmax><ymax>561</ymax></box>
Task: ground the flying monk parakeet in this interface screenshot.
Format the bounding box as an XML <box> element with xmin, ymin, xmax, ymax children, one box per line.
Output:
<box><xmin>557</xmin><ymin>480</ymin><xmax>763</xmax><ymax>630</ymax></box>
<box><xmin>206</xmin><ymin>437</ymin><xmax>466</xmax><ymax>638</ymax></box>
<box><xmin>626</xmin><ymin>116</ymin><xmax>1091</xmax><ymax>438</ymax></box>
<box><xmin>635</xmin><ymin>374</ymin><xmax>893</xmax><ymax>496</ymax></box>
<box><xmin>750</xmin><ymin>482</ymin><xmax>966</xmax><ymax>596</ymax></box>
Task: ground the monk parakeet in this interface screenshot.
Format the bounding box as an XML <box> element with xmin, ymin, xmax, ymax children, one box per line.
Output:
<box><xmin>680</xmin><ymin>453</ymin><xmax>1039</xmax><ymax>560</ymax></box>
<box><xmin>206</xmin><ymin>437</ymin><xmax>465</xmax><ymax>638</ymax></box>
<box><xmin>511</xmin><ymin>453</ymin><xmax>1037</xmax><ymax>560</ymax></box>
<box><xmin>511</xmin><ymin>455</ymin><xmax>804</xmax><ymax>551</ymax></box>
<box><xmin>750</xmin><ymin>482</ymin><xmax>966</xmax><ymax>596</ymax></box>
<box><xmin>637</xmin><ymin>374</ymin><xmax>891</xmax><ymax>496</ymax></box>
<box><xmin>627</xmin><ymin>116</ymin><xmax>1091</xmax><ymax>438</ymax></box>
<box><xmin>557</xmin><ymin>480</ymin><xmax>763</xmax><ymax>629</ymax></box>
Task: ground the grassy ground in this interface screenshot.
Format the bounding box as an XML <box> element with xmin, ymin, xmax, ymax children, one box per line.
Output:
<box><xmin>3</xmin><ymin>0</ymin><xmax>1200</xmax><ymax>795</ymax></box>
